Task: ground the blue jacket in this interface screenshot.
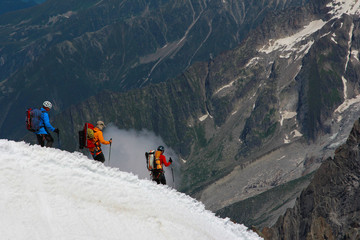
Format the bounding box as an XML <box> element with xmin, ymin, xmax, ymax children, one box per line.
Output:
<box><xmin>35</xmin><ymin>107</ymin><xmax>56</xmax><ymax>135</ymax></box>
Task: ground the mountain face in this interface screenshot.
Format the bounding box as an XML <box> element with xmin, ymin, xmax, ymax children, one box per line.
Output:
<box><xmin>3</xmin><ymin>0</ymin><xmax>360</xmax><ymax>234</ymax></box>
<box><xmin>50</xmin><ymin>0</ymin><xmax>360</xmax><ymax>230</ymax></box>
<box><xmin>262</xmin><ymin>118</ymin><xmax>360</xmax><ymax>240</ymax></box>
<box><xmin>0</xmin><ymin>0</ymin><xmax>309</xmax><ymax>139</ymax></box>
<box><xmin>216</xmin><ymin>171</ymin><xmax>314</xmax><ymax>229</ymax></box>
<box><xmin>183</xmin><ymin>0</ymin><xmax>360</xmax><ymax>214</ymax></box>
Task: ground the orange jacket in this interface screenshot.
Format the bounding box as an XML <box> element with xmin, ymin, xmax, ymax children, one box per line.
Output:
<box><xmin>93</xmin><ymin>127</ymin><xmax>110</xmax><ymax>145</ymax></box>
<box><xmin>89</xmin><ymin>127</ymin><xmax>110</xmax><ymax>155</ymax></box>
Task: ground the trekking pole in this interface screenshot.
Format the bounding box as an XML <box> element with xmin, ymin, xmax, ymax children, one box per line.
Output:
<box><xmin>171</xmin><ymin>165</ymin><xmax>175</xmax><ymax>188</ymax></box>
<box><xmin>57</xmin><ymin>132</ymin><xmax>62</xmax><ymax>149</ymax></box>
<box><xmin>108</xmin><ymin>138</ymin><xmax>112</xmax><ymax>166</ymax></box>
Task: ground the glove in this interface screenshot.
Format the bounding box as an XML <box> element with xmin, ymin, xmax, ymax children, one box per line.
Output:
<box><xmin>169</xmin><ymin>157</ymin><xmax>173</xmax><ymax>163</ymax></box>
<box><xmin>109</xmin><ymin>139</ymin><xmax>113</xmax><ymax>144</ymax></box>
<box><xmin>54</xmin><ymin>128</ymin><xmax>59</xmax><ymax>134</ymax></box>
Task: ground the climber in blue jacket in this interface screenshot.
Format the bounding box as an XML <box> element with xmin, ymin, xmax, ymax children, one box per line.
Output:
<box><xmin>35</xmin><ymin>101</ymin><xmax>59</xmax><ymax>147</ymax></box>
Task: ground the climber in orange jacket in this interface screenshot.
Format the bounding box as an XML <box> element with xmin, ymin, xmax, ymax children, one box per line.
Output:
<box><xmin>89</xmin><ymin>121</ymin><xmax>112</xmax><ymax>163</ymax></box>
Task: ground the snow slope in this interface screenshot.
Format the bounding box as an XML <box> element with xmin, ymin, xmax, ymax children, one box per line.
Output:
<box><xmin>0</xmin><ymin>140</ymin><xmax>262</xmax><ymax>240</ymax></box>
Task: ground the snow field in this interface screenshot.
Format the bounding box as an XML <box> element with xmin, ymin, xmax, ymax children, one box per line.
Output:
<box><xmin>0</xmin><ymin>140</ymin><xmax>262</xmax><ymax>240</ymax></box>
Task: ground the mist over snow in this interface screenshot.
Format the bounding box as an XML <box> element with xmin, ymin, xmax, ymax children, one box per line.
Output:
<box><xmin>0</xmin><ymin>140</ymin><xmax>262</xmax><ymax>240</ymax></box>
<box><xmin>101</xmin><ymin>125</ymin><xmax>180</xmax><ymax>188</ymax></box>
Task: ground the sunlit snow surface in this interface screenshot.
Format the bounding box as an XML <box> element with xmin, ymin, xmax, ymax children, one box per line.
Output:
<box><xmin>327</xmin><ymin>0</ymin><xmax>360</xmax><ymax>18</ymax></box>
<box><xmin>0</xmin><ymin>140</ymin><xmax>262</xmax><ymax>240</ymax></box>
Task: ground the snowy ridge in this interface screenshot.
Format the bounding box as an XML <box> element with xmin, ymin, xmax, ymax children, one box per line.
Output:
<box><xmin>0</xmin><ymin>140</ymin><xmax>261</xmax><ymax>240</ymax></box>
<box><xmin>327</xmin><ymin>0</ymin><xmax>360</xmax><ymax>18</ymax></box>
<box><xmin>259</xmin><ymin>20</ymin><xmax>326</xmax><ymax>54</ymax></box>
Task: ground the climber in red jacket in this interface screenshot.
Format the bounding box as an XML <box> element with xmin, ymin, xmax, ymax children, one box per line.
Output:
<box><xmin>152</xmin><ymin>145</ymin><xmax>172</xmax><ymax>185</ymax></box>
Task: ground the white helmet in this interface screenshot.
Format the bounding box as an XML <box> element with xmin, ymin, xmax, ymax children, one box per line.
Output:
<box><xmin>96</xmin><ymin>120</ymin><xmax>106</xmax><ymax>130</ymax></box>
<box><xmin>43</xmin><ymin>101</ymin><xmax>52</xmax><ymax>109</ymax></box>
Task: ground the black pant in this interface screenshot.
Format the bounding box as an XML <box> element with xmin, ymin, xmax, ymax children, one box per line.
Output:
<box><xmin>152</xmin><ymin>170</ymin><xmax>166</xmax><ymax>185</ymax></box>
<box><xmin>36</xmin><ymin>134</ymin><xmax>54</xmax><ymax>147</ymax></box>
<box><xmin>93</xmin><ymin>152</ymin><xmax>105</xmax><ymax>163</ymax></box>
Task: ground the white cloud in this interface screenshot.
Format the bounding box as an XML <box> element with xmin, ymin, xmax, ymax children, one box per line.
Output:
<box><xmin>102</xmin><ymin>125</ymin><xmax>179</xmax><ymax>187</ymax></box>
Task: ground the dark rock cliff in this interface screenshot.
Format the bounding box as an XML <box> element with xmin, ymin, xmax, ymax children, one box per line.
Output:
<box><xmin>52</xmin><ymin>62</ymin><xmax>209</xmax><ymax>156</ymax></box>
<box><xmin>262</xmin><ymin>119</ymin><xmax>360</xmax><ymax>240</ymax></box>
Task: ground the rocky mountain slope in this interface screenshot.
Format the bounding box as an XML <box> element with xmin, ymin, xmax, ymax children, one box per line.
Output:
<box><xmin>53</xmin><ymin>0</ymin><xmax>360</xmax><ymax>229</ymax></box>
<box><xmin>216</xmin><ymin>171</ymin><xmax>314</xmax><ymax>229</ymax></box>
<box><xmin>262</xmin><ymin>118</ymin><xmax>360</xmax><ymax>240</ymax></box>
<box><xmin>183</xmin><ymin>0</ymin><xmax>360</xmax><ymax>214</ymax></box>
<box><xmin>0</xmin><ymin>0</ymin><xmax>307</xmax><ymax>139</ymax></box>
<box><xmin>3</xmin><ymin>0</ymin><xmax>360</xmax><ymax>232</ymax></box>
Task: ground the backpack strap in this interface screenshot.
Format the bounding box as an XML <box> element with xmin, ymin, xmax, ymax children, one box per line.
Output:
<box><xmin>154</xmin><ymin>150</ymin><xmax>163</xmax><ymax>170</ymax></box>
<box><xmin>40</xmin><ymin>109</ymin><xmax>47</xmax><ymax>129</ymax></box>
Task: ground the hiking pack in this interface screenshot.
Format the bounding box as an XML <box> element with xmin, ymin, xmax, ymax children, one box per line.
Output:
<box><xmin>79</xmin><ymin>123</ymin><xmax>96</xmax><ymax>149</ymax></box>
<box><xmin>25</xmin><ymin>108</ymin><xmax>43</xmax><ymax>132</ymax></box>
<box><xmin>145</xmin><ymin>150</ymin><xmax>162</xmax><ymax>171</ymax></box>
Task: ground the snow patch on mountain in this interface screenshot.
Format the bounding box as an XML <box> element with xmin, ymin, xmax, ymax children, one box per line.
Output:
<box><xmin>351</xmin><ymin>49</ymin><xmax>360</xmax><ymax>61</ymax></box>
<box><xmin>327</xmin><ymin>0</ymin><xmax>360</xmax><ymax>18</ymax></box>
<box><xmin>279</xmin><ymin>111</ymin><xmax>297</xmax><ymax>126</ymax></box>
<box><xmin>334</xmin><ymin>95</ymin><xmax>360</xmax><ymax>120</ymax></box>
<box><xmin>214</xmin><ymin>80</ymin><xmax>235</xmax><ymax>95</ymax></box>
<box><xmin>48</xmin><ymin>11</ymin><xmax>76</xmax><ymax>25</ymax></box>
<box><xmin>259</xmin><ymin>0</ymin><xmax>360</xmax><ymax>57</ymax></box>
<box><xmin>259</xmin><ymin>20</ymin><xmax>325</xmax><ymax>55</ymax></box>
<box><xmin>284</xmin><ymin>130</ymin><xmax>303</xmax><ymax>144</ymax></box>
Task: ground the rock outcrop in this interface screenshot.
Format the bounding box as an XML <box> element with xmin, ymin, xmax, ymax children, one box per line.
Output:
<box><xmin>262</xmin><ymin>119</ymin><xmax>360</xmax><ymax>240</ymax></box>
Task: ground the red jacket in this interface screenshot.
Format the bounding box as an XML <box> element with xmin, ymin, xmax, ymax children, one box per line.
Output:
<box><xmin>154</xmin><ymin>150</ymin><xmax>171</xmax><ymax>170</ymax></box>
<box><xmin>159</xmin><ymin>154</ymin><xmax>171</xmax><ymax>167</ymax></box>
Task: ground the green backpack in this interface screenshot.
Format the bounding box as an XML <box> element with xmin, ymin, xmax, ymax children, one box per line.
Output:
<box><xmin>87</xmin><ymin>128</ymin><xmax>95</xmax><ymax>139</ymax></box>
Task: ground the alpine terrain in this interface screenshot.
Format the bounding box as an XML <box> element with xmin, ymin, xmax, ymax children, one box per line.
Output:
<box><xmin>1</xmin><ymin>0</ymin><xmax>360</xmax><ymax>236</ymax></box>
<box><xmin>262</xmin><ymin>118</ymin><xmax>360</xmax><ymax>239</ymax></box>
